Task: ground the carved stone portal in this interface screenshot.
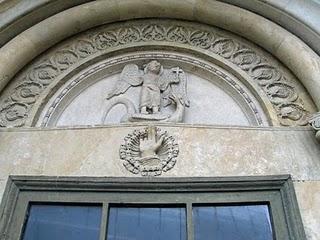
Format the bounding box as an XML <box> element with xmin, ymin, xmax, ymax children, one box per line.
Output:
<box><xmin>103</xmin><ymin>60</ymin><xmax>190</xmax><ymax>123</ymax></box>
<box><xmin>120</xmin><ymin>126</ymin><xmax>179</xmax><ymax>176</ymax></box>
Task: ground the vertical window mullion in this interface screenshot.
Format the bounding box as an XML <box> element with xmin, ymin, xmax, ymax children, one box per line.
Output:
<box><xmin>187</xmin><ymin>202</ymin><xmax>194</xmax><ymax>240</ymax></box>
<box><xmin>99</xmin><ymin>202</ymin><xmax>109</xmax><ymax>240</ymax></box>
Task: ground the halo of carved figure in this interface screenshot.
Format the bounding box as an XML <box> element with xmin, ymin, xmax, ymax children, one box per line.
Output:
<box><xmin>119</xmin><ymin>126</ymin><xmax>179</xmax><ymax>176</ymax></box>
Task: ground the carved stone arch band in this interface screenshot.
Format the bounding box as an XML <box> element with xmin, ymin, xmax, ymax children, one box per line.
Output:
<box><xmin>0</xmin><ymin>20</ymin><xmax>315</xmax><ymax>127</ymax></box>
<box><xmin>38</xmin><ymin>53</ymin><xmax>267</xmax><ymax>127</ymax></box>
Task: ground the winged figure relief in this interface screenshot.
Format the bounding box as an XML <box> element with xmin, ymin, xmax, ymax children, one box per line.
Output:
<box><xmin>102</xmin><ymin>60</ymin><xmax>190</xmax><ymax>123</ymax></box>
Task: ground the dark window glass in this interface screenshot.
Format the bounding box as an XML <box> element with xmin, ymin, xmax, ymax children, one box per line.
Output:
<box><xmin>22</xmin><ymin>204</ymin><xmax>102</xmax><ymax>240</ymax></box>
<box><xmin>107</xmin><ymin>207</ymin><xmax>186</xmax><ymax>240</ymax></box>
<box><xmin>193</xmin><ymin>205</ymin><xmax>273</xmax><ymax>240</ymax></box>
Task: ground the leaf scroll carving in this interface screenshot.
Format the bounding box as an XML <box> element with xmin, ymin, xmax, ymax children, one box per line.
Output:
<box><xmin>0</xmin><ymin>20</ymin><xmax>309</xmax><ymax>127</ymax></box>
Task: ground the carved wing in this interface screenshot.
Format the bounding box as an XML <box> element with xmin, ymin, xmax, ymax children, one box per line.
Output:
<box><xmin>159</xmin><ymin>67</ymin><xmax>190</xmax><ymax>107</ymax></box>
<box><xmin>106</xmin><ymin>64</ymin><xmax>143</xmax><ymax>99</ymax></box>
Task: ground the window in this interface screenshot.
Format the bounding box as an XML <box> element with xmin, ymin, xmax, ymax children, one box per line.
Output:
<box><xmin>0</xmin><ymin>175</ymin><xmax>306</xmax><ymax>240</ymax></box>
<box><xmin>23</xmin><ymin>204</ymin><xmax>102</xmax><ymax>240</ymax></box>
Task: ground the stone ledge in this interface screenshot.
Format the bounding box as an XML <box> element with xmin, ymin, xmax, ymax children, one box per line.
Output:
<box><xmin>0</xmin><ymin>125</ymin><xmax>319</xmax><ymax>181</ymax></box>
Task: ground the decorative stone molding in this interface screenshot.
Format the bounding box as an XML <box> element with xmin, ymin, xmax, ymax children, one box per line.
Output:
<box><xmin>309</xmin><ymin>112</ymin><xmax>320</xmax><ymax>141</ymax></box>
<box><xmin>0</xmin><ymin>20</ymin><xmax>311</xmax><ymax>127</ymax></box>
<box><xmin>42</xmin><ymin>53</ymin><xmax>265</xmax><ymax>126</ymax></box>
<box><xmin>120</xmin><ymin>126</ymin><xmax>179</xmax><ymax>176</ymax></box>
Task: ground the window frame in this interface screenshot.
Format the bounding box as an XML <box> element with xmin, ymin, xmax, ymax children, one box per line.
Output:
<box><xmin>0</xmin><ymin>175</ymin><xmax>306</xmax><ymax>240</ymax></box>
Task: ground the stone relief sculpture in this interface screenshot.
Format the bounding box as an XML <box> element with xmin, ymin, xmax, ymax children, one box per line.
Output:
<box><xmin>120</xmin><ymin>126</ymin><xmax>179</xmax><ymax>176</ymax></box>
<box><xmin>309</xmin><ymin>112</ymin><xmax>320</xmax><ymax>141</ymax></box>
<box><xmin>0</xmin><ymin>21</ymin><xmax>312</xmax><ymax>127</ymax></box>
<box><xmin>102</xmin><ymin>60</ymin><xmax>190</xmax><ymax>123</ymax></box>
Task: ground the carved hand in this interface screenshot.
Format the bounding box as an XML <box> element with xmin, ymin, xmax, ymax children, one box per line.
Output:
<box><xmin>140</xmin><ymin>126</ymin><xmax>164</xmax><ymax>158</ymax></box>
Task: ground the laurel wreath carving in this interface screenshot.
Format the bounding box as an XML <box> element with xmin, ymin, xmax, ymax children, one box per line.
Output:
<box><xmin>120</xmin><ymin>127</ymin><xmax>179</xmax><ymax>176</ymax></box>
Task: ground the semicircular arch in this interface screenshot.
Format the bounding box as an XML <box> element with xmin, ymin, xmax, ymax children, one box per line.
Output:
<box><xmin>0</xmin><ymin>0</ymin><xmax>319</xmax><ymax>127</ymax></box>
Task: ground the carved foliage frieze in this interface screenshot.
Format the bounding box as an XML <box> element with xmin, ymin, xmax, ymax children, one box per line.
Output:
<box><xmin>0</xmin><ymin>20</ymin><xmax>309</xmax><ymax>127</ymax></box>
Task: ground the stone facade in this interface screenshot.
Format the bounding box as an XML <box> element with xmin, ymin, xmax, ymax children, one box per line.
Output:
<box><xmin>0</xmin><ymin>1</ymin><xmax>319</xmax><ymax>240</ymax></box>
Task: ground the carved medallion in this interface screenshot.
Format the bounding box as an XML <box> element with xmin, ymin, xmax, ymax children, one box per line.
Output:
<box><xmin>120</xmin><ymin>126</ymin><xmax>179</xmax><ymax>176</ymax></box>
<box><xmin>103</xmin><ymin>60</ymin><xmax>190</xmax><ymax>123</ymax></box>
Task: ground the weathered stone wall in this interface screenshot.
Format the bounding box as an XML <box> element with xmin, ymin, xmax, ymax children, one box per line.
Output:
<box><xmin>0</xmin><ymin>1</ymin><xmax>319</xmax><ymax>240</ymax></box>
<box><xmin>295</xmin><ymin>181</ymin><xmax>320</xmax><ymax>240</ymax></box>
<box><xmin>0</xmin><ymin>125</ymin><xmax>319</xmax><ymax>239</ymax></box>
